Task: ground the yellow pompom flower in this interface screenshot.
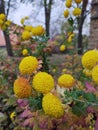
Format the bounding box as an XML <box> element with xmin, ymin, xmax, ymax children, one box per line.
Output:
<box><xmin>5</xmin><ymin>20</ymin><xmax>11</xmax><ymax>26</ymax></box>
<box><xmin>42</xmin><ymin>93</ymin><xmax>64</xmax><ymax>118</ymax></box>
<box><xmin>32</xmin><ymin>25</ymin><xmax>45</xmax><ymax>36</ymax></box>
<box><xmin>92</xmin><ymin>65</ymin><xmax>98</xmax><ymax>84</ymax></box>
<box><xmin>65</xmin><ymin>0</ymin><xmax>72</xmax><ymax>8</ymax></box>
<box><xmin>63</xmin><ymin>9</ymin><xmax>69</xmax><ymax>18</ymax></box>
<box><xmin>58</xmin><ymin>74</ymin><xmax>75</xmax><ymax>88</ymax></box>
<box><xmin>32</xmin><ymin>72</ymin><xmax>54</xmax><ymax>94</ymax></box>
<box><xmin>22</xmin><ymin>49</ymin><xmax>28</xmax><ymax>56</ymax></box>
<box><xmin>24</xmin><ymin>25</ymin><xmax>33</xmax><ymax>32</ymax></box>
<box><xmin>75</xmin><ymin>0</ymin><xmax>82</xmax><ymax>4</ymax></box>
<box><xmin>13</xmin><ymin>77</ymin><xmax>32</xmax><ymax>98</ymax></box>
<box><xmin>82</xmin><ymin>49</ymin><xmax>98</xmax><ymax>69</ymax></box>
<box><xmin>83</xmin><ymin>68</ymin><xmax>92</xmax><ymax>77</ymax></box>
<box><xmin>60</xmin><ymin>45</ymin><xmax>66</xmax><ymax>51</ymax></box>
<box><xmin>73</xmin><ymin>8</ymin><xmax>81</xmax><ymax>16</ymax></box>
<box><xmin>0</xmin><ymin>13</ymin><xmax>6</xmax><ymax>20</ymax></box>
<box><xmin>22</xmin><ymin>31</ymin><xmax>31</xmax><ymax>40</ymax></box>
<box><xmin>19</xmin><ymin>56</ymin><xmax>38</xmax><ymax>75</ymax></box>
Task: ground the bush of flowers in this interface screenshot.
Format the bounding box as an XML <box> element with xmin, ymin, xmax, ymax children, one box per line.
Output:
<box><xmin>0</xmin><ymin>1</ymin><xmax>98</xmax><ymax>129</ymax></box>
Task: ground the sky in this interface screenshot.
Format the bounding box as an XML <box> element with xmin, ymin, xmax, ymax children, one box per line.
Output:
<box><xmin>7</xmin><ymin>0</ymin><xmax>92</xmax><ymax>37</ymax></box>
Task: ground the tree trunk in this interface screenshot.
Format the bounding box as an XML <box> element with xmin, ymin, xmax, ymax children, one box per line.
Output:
<box><xmin>44</xmin><ymin>0</ymin><xmax>53</xmax><ymax>37</ymax></box>
<box><xmin>3</xmin><ymin>31</ymin><xmax>13</xmax><ymax>56</ymax></box>
<box><xmin>0</xmin><ymin>0</ymin><xmax>13</xmax><ymax>56</ymax></box>
<box><xmin>77</xmin><ymin>0</ymin><xmax>88</xmax><ymax>54</ymax></box>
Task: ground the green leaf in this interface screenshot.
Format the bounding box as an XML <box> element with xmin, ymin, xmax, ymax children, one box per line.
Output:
<box><xmin>68</xmin><ymin>17</ymin><xmax>74</xmax><ymax>26</ymax></box>
<box><xmin>72</xmin><ymin>102</ymin><xmax>87</xmax><ymax>116</ymax></box>
<box><xmin>29</xmin><ymin>94</ymin><xmax>43</xmax><ymax>110</ymax></box>
<box><xmin>84</xmin><ymin>92</ymin><xmax>96</xmax><ymax>103</ymax></box>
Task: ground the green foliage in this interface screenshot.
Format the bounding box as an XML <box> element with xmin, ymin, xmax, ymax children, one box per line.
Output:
<box><xmin>29</xmin><ymin>94</ymin><xmax>43</xmax><ymax>111</ymax></box>
<box><xmin>64</xmin><ymin>89</ymin><xmax>98</xmax><ymax>116</ymax></box>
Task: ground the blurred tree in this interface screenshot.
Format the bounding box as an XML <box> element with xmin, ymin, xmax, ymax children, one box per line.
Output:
<box><xmin>77</xmin><ymin>0</ymin><xmax>88</xmax><ymax>54</ymax></box>
<box><xmin>0</xmin><ymin>0</ymin><xmax>13</xmax><ymax>56</ymax></box>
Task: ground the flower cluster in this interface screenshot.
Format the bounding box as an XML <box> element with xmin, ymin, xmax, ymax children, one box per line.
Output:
<box><xmin>0</xmin><ymin>13</ymin><xmax>11</xmax><ymax>30</ymax></box>
<box><xmin>64</xmin><ymin>0</ymin><xmax>82</xmax><ymax>18</ymax></box>
<box><xmin>21</xmin><ymin>17</ymin><xmax>45</xmax><ymax>41</ymax></box>
<box><xmin>13</xmin><ymin>54</ymin><xmax>77</xmax><ymax>118</ymax></box>
<box><xmin>82</xmin><ymin>49</ymin><xmax>98</xmax><ymax>84</ymax></box>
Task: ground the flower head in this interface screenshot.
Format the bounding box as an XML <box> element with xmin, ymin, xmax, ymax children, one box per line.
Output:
<box><xmin>5</xmin><ymin>20</ymin><xmax>11</xmax><ymax>26</ymax></box>
<box><xmin>82</xmin><ymin>49</ymin><xmax>98</xmax><ymax>69</ymax></box>
<box><xmin>19</xmin><ymin>56</ymin><xmax>38</xmax><ymax>75</ymax></box>
<box><xmin>65</xmin><ymin>0</ymin><xmax>72</xmax><ymax>8</ymax></box>
<box><xmin>32</xmin><ymin>72</ymin><xmax>54</xmax><ymax>94</ymax></box>
<box><xmin>42</xmin><ymin>93</ymin><xmax>64</xmax><ymax>118</ymax></box>
<box><xmin>73</xmin><ymin>8</ymin><xmax>81</xmax><ymax>16</ymax></box>
<box><xmin>22</xmin><ymin>49</ymin><xmax>28</xmax><ymax>56</ymax></box>
<box><xmin>0</xmin><ymin>13</ymin><xmax>6</xmax><ymax>21</ymax></box>
<box><xmin>83</xmin><ymin>68</ymin><xmax>92</xmax><ymax>77</ymax></box>
<box><xmin>92</xmin><ymin>65</ymin><xmax>98</xmax><ymax>84</ymax></box>
<box><xmin>64</xmin><ymin>9</ymin><xmax>69</xmax><ymax>18</ymax></box>
<box><xmin>22</xmin><ymin>31</ymin><xmax>31</xmax><ymax>40</ymax></box>
<box><xmin>13</xmin><ymin>77</ymin><xmax>32</xmax><ymax>98</ymax></box>
<box><xmin>32</xmin><ymin>25</ymin><xmax>45</xmax><ymax>36</ymax></box>
<box><xmin>24</xmin><ymin>25</ymin><xmax>33</xmax><ymax>32</ymax></box>
<box><xmin>60</xmin><ymin>45</ymin><xmax>66</xmax><ymax>52</ymax></box>
<box><xmin>58</xmin><ymin>74</ymin><xmax>75</xmax><ymax>88</ymax></box>
<box><xmin>10</xmin><ymin>112</ymin><xmax>16</xmax><ymax>120</ymax></box>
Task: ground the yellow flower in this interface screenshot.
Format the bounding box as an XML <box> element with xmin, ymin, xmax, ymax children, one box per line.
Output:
<box><xmin>58</xmin><ymin>74</ymin><xmax>75</xmax><ymax>88</ymax></box>
<box><xmin>19</xmin><ymin>56</ymin><xmax>38</xmax><ymax>75</ymax></box>
<box><xmin>21</xmin><ymin>18</ymin><xmax>25</xmax><ymax>25</ymax></box>
<box><xmin>52</xmin><ymin>68</ymin><xmax>56</xmax><ymax>73</ymax></box>
<box><xmin>82</xmin><ymin>49</ymin><xmax>98</xmax><ymax>69</ymax></box>
<box><xmin>42</xmin><ymin>93</ymin><xmax>64</xmax><ymax>118</ymax></box>
<box><xmin>13</xmin><ymin>77</ymin><xmax>32</xmax><ymax>98</ymax></box>
<box><xmin>62</xmin><ymin>68</ymin><xmax>67</xmax><ymax>73</ymax></box>
<box><xmin>10</xmin><ymin>112</ymin><xmax>16</xmax><ymax>120</ymax></box>
<box><xmin>0</xmin><ymin>13</ymin><xmax>6</xmax><ymax>21</ymax></box>
<box><xmin>22</xmin><ymin>31</ymin><xmax>31</xmax><ymax>40</ymax></box>
<box><xmin>22</xmin><ymin>49</ymin><xmax>28</xmax><ymax>56</ymax></box>
<box><xmin>83</xmin><ymin>68</ymin><xmax>92</xmax><ymax>77</ymax></box>
<box><xmin>74</xmin><ymin>0</ymin><xmax>82</xmax><ymax>4</ymax></box>
<box><xmin>24</xmin><ymin>25</ymin><xmax>33</xmax><ymax>32</ymax></box>
<box><xmin>32</xmin><ymin>72</ymin><xmax>54</xmax><ymax>94</ymax></box>
<box><xmin>60</xmin><ymin>45</ymin><xmax>66</xmax><ymax>51</ymax></box>
<box><xmin>20</xmin><ymin>16</ymin><xmax>29</xmax><ymax>25</ymax></box>
<box><xmin>67</xmin><ymin>36</ymin><xmax>72</xmax><ymax>43</ymax></box>
<box><xmin>67</xmin><ymin>33</ymin><xmax>75</xmax><ymax>43</ymax></box>
<box><xmin>73</xmin><ymin>8</ymin><xmax>81</xmax><ymax>16</ymax></box>
<box><xmin>65</xmin><ymin>0</ymin><xmax>72</xmax><ymax>8</ymax></box>
<box><xmin>5</xmin><ymin>20</ymin><xmax>11</xmax><ymax>26</ymax></box>
<box><xmin>92</xmin><ymin>65</ymin><xmax>98</xmax><ymax>84</ymax></box>
<box><xmin>63</xmin><ymin>9</ymin><xmax>69</xmax><ymax>18</ymax></box>
<box><xmin>1</xmin><ymin>25</ymin><xmax>6</xmax><ymax>30</ymax></box>
<box><xmin>0</xmin><ymin>19</ymin><xmax>3</xmax><ymax>26</ymax></box>
<box><xmin>32</xmin><ymin>25</ymin><xmax>45</xmax><ymax>36</ymax></box>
